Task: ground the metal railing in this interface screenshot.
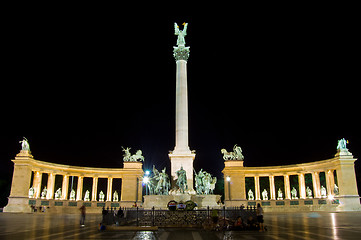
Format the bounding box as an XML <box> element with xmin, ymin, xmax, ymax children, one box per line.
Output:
<box><xmin>101</xmin><ymin>206</ymin><xmax>257</xmax><ymax>227</ymax></box>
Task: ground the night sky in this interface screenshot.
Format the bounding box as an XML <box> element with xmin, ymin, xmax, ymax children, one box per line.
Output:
<box><xmin>1</xmin><ymin>8</ymin><xmax>360</xmax><ymax>206</ymax></box>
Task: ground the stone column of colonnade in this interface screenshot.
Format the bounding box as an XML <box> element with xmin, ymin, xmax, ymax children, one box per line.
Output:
<box><xmin>46</xmin><ymin>172</ymin><xmax>55</xmax><ymax>200</ymax></box>
<box><xmin>92</xmin><ymin>177</ymin><xmax>98</xmax><ymax>201</ymax></box>
<box><xmin>107</xmin><ymin>177</ymin><xmax>113</xmax><ymax>201</ymax></box>
<box><xmin>298</xmin><ymin>173</ymin><xmax>306</xmax><ymax>199</ymax></box>
<box><xmin>269</xmin><ymin>175</ymin><xmax>276</xmax><ymax>200</ymax></box>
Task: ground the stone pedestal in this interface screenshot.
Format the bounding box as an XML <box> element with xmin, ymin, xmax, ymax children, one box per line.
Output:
<box><xmin>3</xmin><ymin>150</ymin><xmax>33</xmax><ymax>213</ymax></box>
<box><xmin>143</xmin><ymin>194</ymin><xmax>221</xmax><ymax>209</ymax></box>
<box><xmin>168</xmin><ymin>152</ymin><xmax>196</xmax><ymax>189</ymax></box>
<box><xmin>3</xmin><ymin>197</ymin><xmax>32</xmax><ymax>213</ymax></box>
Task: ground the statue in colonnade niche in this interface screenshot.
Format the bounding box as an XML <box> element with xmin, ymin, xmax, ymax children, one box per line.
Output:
<box><xmin>262</xmin><ymin>189</ymin><xmax>268</xmax><ymax>200</ymax></box>
<box><xmin>19</xmin><ymin>137</ymin><xmax>30</xmax><ymax>151</ymax></box>
<box><xmin>99</xmin><ymin>191</ymin><xmax>105</xmax><ymax>201</ymax></box>
<box><xmin>306</xmin><ymin>186</ymin><xmax>313</xmax><ymax>198</ymax></box>
<box><xmin>291</xmin><ymin>187</ymin><xmax>298</xmax><ymax>199</ymax></box>
<box><xmin>113</xmin><ymin>191</ymin><xmax>119</xmax><ymax>201</ymax></box>
<box><xmin>28</xmin><ymin>187</ymin><xmax>34</xmax><ymax>198</ymax></box>
<box><xmin>55</xmin><ymin>188</ymin><xmax>61</xmax><ymax>200</ymax></box>
<box><xmin>221</xmin><ymin>144</ymin><xmax>244</xmax><ymax>161</ymax></box>
<box><xmin>41</xmin><ymin>187</ymin><xmax>47</xmax><ymax>199</ymax></box>
<box><xmin>277</xmin><ymin>188</ymin><xmax>283</xmax><ymax>200</ymax></box>
<box><xmin>248</xmin><ymin>189</ymin><xmax>254</xmax><ymax>200</ymax></box>
<box><xmin>334</xmin><ymin>184</ymin><xmax>339</xmax><ymax>195</ymax></box>
<box><xmin>84</xmin><ymin>190</ymin><xmax>90</xmax><ymax>201</ymax></box>
<box><xmin>69</xmin><ymin>189</ymin><xmax>76</xmax><ymax>200</ymax></box>
<box><xmin>320</xmin><ymin>186</ymin><xmax>327</xmax><ymax>198</ymax></box>
<box><xmin>122</xmin><ymin>147</ymin><xmax>145</xmax><ymax>162</ymax></box>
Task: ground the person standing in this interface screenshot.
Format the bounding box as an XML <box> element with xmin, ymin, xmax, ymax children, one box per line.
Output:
<box><xmin>79</xmin><ymin>204</ymin><xmax>86</xmax><ymax>227</ymax></box>
<box><xmin>256</xmin><ymin>203</ymin><xmax>264</xmax><ymax>232</ymax></box>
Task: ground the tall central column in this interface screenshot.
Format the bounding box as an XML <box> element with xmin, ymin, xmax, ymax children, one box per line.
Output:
<box><xmin>169</xmin><ymin>22</ymin><xmax>195</xmax><ymax>190</ymax></box>
<box><xmin>174</xmin><ymin>58</ymin><xmax>190</xmax><ymax>154</ymax></box>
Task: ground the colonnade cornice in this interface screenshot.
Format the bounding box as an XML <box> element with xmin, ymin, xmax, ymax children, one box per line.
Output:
<box><xmin>16</xmin><ymin>158</ymin><xmax>143</xmax><ymax>178</ymax></box>
<box><xmin>223</xmin><ymin>157</ymin><xmax>341</xmax><ymax>176</ymax></box>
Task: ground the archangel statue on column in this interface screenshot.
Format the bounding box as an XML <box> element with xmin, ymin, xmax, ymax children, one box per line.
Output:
<box><xmin>174</xmin><ymin>22</ymin><xmax>188</xmax><ymax>47</ymax></box>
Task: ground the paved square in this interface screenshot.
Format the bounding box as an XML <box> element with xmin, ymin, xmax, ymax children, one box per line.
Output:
<box><xmin>0</xmin><ymin>212</ymin><xmax>361</xmax><ymax>239</ymax></box>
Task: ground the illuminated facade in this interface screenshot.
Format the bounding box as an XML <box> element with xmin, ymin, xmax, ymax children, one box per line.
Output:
<box><xmin>4</xmin><ymin>149</ymin><xmax>143</xmax><ymax>213</ymax></box>
<box><xmin>223</xmin><ymin>145</ymin><xmax>360</xmax><ymax>211</ymax></box>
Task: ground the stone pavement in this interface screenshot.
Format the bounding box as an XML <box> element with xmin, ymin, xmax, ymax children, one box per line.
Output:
<box><xmin>0</xmin><ymin>211</ymin><xmax>361</xmax><ymax>239</ymax></box>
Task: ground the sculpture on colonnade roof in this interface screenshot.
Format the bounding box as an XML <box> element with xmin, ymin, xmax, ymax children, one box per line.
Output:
<box><xmin>122</xmin><ymin>146</ymin><xmax>144</xmax><ymax>162</ymax></box>
<box><xmin>221</xmin><ymin>144</ymin><xmax>244</xmax><ymax>161</ymax></box>
<box><xmin>19</xmin><ymin>137</ymin><xmax>30</xmax><ymax>151</ymax></box>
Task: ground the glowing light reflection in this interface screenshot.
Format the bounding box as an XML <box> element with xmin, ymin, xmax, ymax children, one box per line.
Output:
<box><xmin>330</xmin><ymin>213</ymin><xmax>338</xmax><ymax>239</ymax></box>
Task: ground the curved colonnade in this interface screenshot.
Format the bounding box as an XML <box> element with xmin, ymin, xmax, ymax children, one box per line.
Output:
<box><xmin>4</xmin><ymin>150</ymin><xmax>143</xmax><ymax>213</ymax></box>
<box><xmin>223</xmin><ymin>148</ymin><xmax>360</xmax><ymax>211</ymax></box>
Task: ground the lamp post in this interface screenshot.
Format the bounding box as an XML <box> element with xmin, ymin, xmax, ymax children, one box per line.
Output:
<box><xmin>143</xmin><ymin>176</ymin><xmax>150</xmax><ymax>196</ymax></box>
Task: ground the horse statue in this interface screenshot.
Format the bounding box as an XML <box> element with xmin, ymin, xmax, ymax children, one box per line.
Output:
<box><xmin>122</xmin><ymin>147</ymin><xmax>144</xmax><ymax>162</ymax></box>
<box><xmin>221</xmin><ymin>144</ymin><xmax>244</xmax><ymax>161</ymax></box>
<box><xmin>221</xmin><ymin>149</ymin><xmax>236</xmax><ymax>160</ymax></box>
<box><xmin>154</xmin><ymin>168</ymin><xmax>171</xmax><ymax>195</ymax></box>
<box><xmin>130</xmin><ymin>150</ymin><xmax>145</xmax><ymax>162</ymax></box>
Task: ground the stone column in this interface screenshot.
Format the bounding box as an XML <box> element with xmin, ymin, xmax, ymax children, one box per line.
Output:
<box><xmin>329</xmin><ymin>170</ymin><xmax>335</xmax><ymax>195</ymax></box>
<box><xmin>33</xmin><ymin>171</ymin><xmax>42</xmax><ymax>199</ymax></box>
<box><xmin>169</xmin><ymin>41</ymin><xmax>195</xmax><ymax>190</ymax></box>
<box><xmin>298</xmin><ymin>173</ymin><xmax>306</xmax><ymax>199</ymax></box>
<box><xmin>269</xmin><ymin>175</ymin><xmax>276</xmax><ymax>200</ymax></box>
<box><xmin>107</xmin><ymin>177</ymin><xmax>113</xmax><ymax>201</ymax></box>
<box><xmin>92</xmin><ymin>177</ymin><xmax>98</xmax><ymax>201</ymax></box>
<box><xmin>284</xmin><ymin>175</ymin><xmax>291</xmax><ymax>200</ymax></box>
<box><xmin>46</xmin><ymin>172</ymin><xmax>55</xmax><ymax>199</ymax></box>
<box><xmin>326</xmin><ymin>170</ymin><xmax>333</xmax><ymax>195</ymax></box>
<box><xmin>254</xmin><ymin>176</ymin><xmax>260</xmax><ymax>200</ymax></box>
<box><xmin>312</xmin><ymin>172</ymin><xmax>321</xmax><ymax>198</ymax></box>
<box><xmin>61</xmin><ymin>175</ymin><xmax>69</xmax><ymax>200</ymax></box>
<box><xmin>76</xmin><ymin>176</ymin><xmax>83</xmax><ymax>201</ymax></box>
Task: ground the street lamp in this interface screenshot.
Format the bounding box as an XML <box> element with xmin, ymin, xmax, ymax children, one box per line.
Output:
<box><xmin>143</xmin><ymin>176</ymin><xmax>150</xmax><ymax>195</ymax></box>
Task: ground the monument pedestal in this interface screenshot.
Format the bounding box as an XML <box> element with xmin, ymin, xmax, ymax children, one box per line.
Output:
<box><xmin>3</xmin><ymin>197</ymin><xmax>32</xmax><ymax>213</ymax></box>
<box><xmin>169</xmin><ymin>152</ymin><xmax>196</xmax><ymax>190</ymax></box>
<box><xmin>143</xmin><ymin>194</ymin><xmax>221</xmax><ymax>209</ymax></box>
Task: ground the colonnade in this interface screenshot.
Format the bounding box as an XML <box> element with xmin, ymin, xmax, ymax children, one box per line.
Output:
<box><xmin>223</xmin><ymin>148</ymin><xmax>360</xmax><ymax>210</ymax></box>
<box><xmin>4</xmin><ymin>150</ymin><xmax>144</xmax><ymax>212</ymax></box>
<box><xmin>31</xmin><ymin>172</ymin><xmax>125</xmax><ymax>202</ymax></box>
<box><xmin>239</xmin><ymin>170</ymin><xmax>336</xmax><ymax>201</ymax></box>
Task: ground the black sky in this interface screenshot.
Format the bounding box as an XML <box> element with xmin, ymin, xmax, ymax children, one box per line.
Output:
<box><xmin>1</xmin><ymin>7</ymin><xmax>360</xmax><ymax>206</ymax></box>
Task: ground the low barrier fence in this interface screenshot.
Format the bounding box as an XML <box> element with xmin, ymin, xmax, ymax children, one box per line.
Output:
<box><xmin>101</xmin><ymin>206</ymin><xmax>257</xmax><ymax>227</ymax></box>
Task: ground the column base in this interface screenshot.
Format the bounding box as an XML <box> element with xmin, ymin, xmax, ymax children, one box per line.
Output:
<box><xmin>3</xmin><ymin>197</ymin><xmax>32</xmax><ymax>213</ymax></box>
<box><xmin>336</xmin><ymin>195</ymin><xmax>361</xmax><ymax>211</ymax></box>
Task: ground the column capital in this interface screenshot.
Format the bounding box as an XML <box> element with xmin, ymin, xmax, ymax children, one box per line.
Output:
<box><xmin>173</xmin><ymin>46</ymin><xmax>190</xmax><ymax>61</ymax></box>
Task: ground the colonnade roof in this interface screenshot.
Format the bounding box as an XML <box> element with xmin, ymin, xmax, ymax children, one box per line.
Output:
<box><xmin>223</xmin><ymin>157</ymin><xmax>345</xmax><ymax>175</ymax></box>
<box><xmin>13</xmin><ymin>156</ymin><xmax>143</xmax><ymax>178</ymax></box>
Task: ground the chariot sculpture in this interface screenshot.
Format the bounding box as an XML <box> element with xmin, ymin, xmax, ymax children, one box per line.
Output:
<box><xmin>221</xmin><ymin>144</ymin><xmax>244</xmax><ymax>161</ymax></box>
<box><xmin>122</xmin><ymin>147</ymin><xmax>144</xmax><ymax>162</ymax></box>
